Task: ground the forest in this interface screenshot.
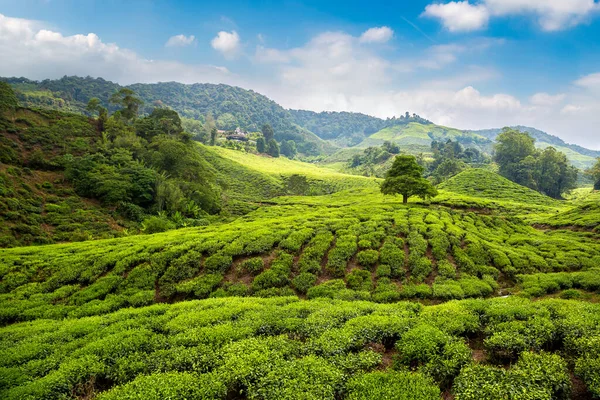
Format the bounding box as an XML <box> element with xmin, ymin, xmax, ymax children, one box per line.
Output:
<box><xmin>1</xmin><ymin>78</ymin><xmax>600</xmax><ymax>400</ymax></box>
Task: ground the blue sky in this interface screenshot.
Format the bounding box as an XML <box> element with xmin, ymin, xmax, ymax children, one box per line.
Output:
<box><xmin>1</xmin><ymin>0</ymin><xmax>600</xmax><ymax>148</ymax></box>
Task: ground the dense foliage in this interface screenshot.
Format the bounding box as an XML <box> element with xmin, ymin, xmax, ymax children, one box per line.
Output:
<box><xmin>494</xmin><ymin>128</ymin><xmax>578</xmax><ymax>199</ymax></box>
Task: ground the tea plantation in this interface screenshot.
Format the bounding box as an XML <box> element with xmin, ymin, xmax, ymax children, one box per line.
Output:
<box><xmin>1</xmin><ymin>163</ymin><xmax>600</xmax><ymax>398</ymax></box>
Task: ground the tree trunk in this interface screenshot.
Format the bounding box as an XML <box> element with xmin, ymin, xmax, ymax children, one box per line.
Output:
<box><xmin>403</xmin><ymin>194</ymin><xmax>408</xmax><ymax>204</ymax></box>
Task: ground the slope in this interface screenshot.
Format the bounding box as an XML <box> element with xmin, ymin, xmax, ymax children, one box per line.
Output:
<box><xmin>0</xmin><ymin>105</ymin><xmax>127</xmax><ymax>247</ymax></box>
<box><xmin>204</xmin><ymin>146</ymin><xmax>379</xmax><ymax>195</ymax></box>
<box><xmin>437</xmin><ymin>169</ymin><xmax>558</xmax><ymax>206</ymax></box>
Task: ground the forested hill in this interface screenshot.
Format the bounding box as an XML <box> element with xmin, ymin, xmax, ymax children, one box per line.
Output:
<box><xmin>1</xmin><ymin>76</ymin><xmax>330</xmax><ymax>155</ymax></box>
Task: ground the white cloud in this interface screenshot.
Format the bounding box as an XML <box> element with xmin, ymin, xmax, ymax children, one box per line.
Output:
<box><xmin>165</xmin><ymin>34</ymin><xmax>195</xmax><ymax>47</ymax></box>
<box><xmin>422</xmin><ymin>1</ymin><xmax>489</xmax><ymax>32</ymax></box>
<box><xmin>574</xmin><ymin>72</ymin><xmax>600</xmax><ymax>89</ymax></box>
<box><xmin>529</xmin><ymin>92</ymin><xmax>566</xmax><ymax>106</ymax></box>
<box><xmin>0</xmin><ymin>13</ymin><xmax>233</xmax><ymax>85</ymax></box>
<box><xmin>424</xmin><ymin>0</ymin><xmax>600</xmax><ymax>32</ymax></box>
<box><xmin>210</xmin><ymin>30</ymin><xmax>240</xmax><ymax>59</ymax></box>
<box><xmin>484</xmin><ymin>0</ymin><xmax>600</xmax><ymax>31</ymax></box>
<box><xmin>359</xmin><ymin>26</ymin><xmax>394</xmax><ymax>43</ymax></box>
<box><xmin>254</xmin><ymin>46</ymin><xmax>291</xmax><ymax>63</ymax></box>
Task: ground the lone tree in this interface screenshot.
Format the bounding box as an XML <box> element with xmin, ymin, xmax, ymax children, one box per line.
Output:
<box><xmin>381</xmin><ymin>155</ymin><xmax>438</xmax><ymax>204</ymax></box>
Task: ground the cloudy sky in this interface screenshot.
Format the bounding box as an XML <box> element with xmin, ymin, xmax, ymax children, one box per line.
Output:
<box><xmin>1</xmin><ymin>0</ymin><xmax>600</xmax><ymax>148</ymax></box>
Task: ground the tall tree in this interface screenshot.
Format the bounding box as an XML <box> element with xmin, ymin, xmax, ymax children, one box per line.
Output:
<box><xmin>256</xmin><ymin>137</ymin><xmax>266</xmax><ymax>153</ymax></box>
<box><xmin>267</xmin><ymin>139</ymin><xmax>280</xmax><ymax>157</ymax></box>
<box><xmin>86</xmin><ymin>98</ymin><xmax>108</xmax><ymax>131</ymax></box>
<box><xmin>381</xmin><ymin>155</ymin><xmax>438</xmax><ymax>203</ymax></box>
<box><xmin>280</xmin><ymin>140</ymin><xmax>297</xmax><ymax>158</ymax></box>
<box><xmin>494</xmin><ymin>128</ymin><xmax>537</xmax><ymax>188</ymax></box>
<box><xmin>110</xmin><ymin>88</ymin><xmax>143</xmax><ymax>121</ymax></box>
<box><xmin>262</xmin><ymin>123</ymin><xmax>274</xmax><ymax>142</ymax></box>
<box><xmin>587</xmin><ymin>158</ymin><xmax>600</xmax><ymax>190</ymax></box>
<box><xmin>210</xmin><ymin>127</ymin><xmax>218</xmax><ymax>146</ymax></box>
<box><xmin>534</xmin><ymin>147</ymin><xmax>578</xmax><ymax>199</ymax></box>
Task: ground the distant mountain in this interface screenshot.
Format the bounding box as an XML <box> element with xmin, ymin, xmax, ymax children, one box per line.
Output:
<box><xmin>1</xmin><ymin>76</ymin><xmax>331</xmax><ymax>155</ymax></box>
<box><xmin>289</xmin><ymin>109</ymin><xmax>431</xmax><ymax>147</ymax></box>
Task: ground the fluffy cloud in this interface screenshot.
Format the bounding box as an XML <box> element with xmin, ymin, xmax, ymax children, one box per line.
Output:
<box><xmin>210</xmin><ymin>30</ymin><xmax>240</xmax><ymax>59</ymax></box>
<box><xmin>0</xmin><ymin>13</ymin><xmax>233</xmax><ymax>85</ymax></box>
<box><xmin>359</xmin><ymin>26</ymin><xmax>394</xmax><ymax>43</ymax></box>
<box><xmin>424</xmin><ymin>0</ymin><xmax>600</xmax><ymax>32</ymax></box>
<box><xmin>165</xmin><ymin>34</ymin><xmax>195</xmax><ymax>47</ymax></box>
<box><xmin>484</xmin><ymin>0</ymin><xmax>600</xmax><ymax>31</ymax></box>
<box><xmin>423</xmin><ymin>1</ymin><xmax>489</xmax><ymax>32</ymax></box>
<box><xmin>529</xmin><ymin>92</ymin><xmax>566</xmax><ymax>106</ymax></box>
<box><xmin>574</xmin><ymin>72</ymin><xmax>600</xmax><ymax>89</ymax></box>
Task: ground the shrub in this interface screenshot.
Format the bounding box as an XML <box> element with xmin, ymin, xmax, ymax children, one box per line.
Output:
<box><xmin>307</xmin><ymin>280</ymin><xmax>347</xmax><ymax>299</ymax></box>
<box><xmin>249</xmin><ymin>356</ymin><xmax>343</xmax><ymax>400</ymax></box>
<box><xmin>410</xmin><ymin>256</ymin><xmax>432</xmax><ymax>282</ymax></box>
<box><xmin>142</xmin><ymin>216</ymin><xmax>175</xmax><ymax>234</ymax></box>
<box><xmin>346</xmin><ymin>269</ymin><xmax>372</xmax><ymax>292</ymax></box>
<box><xmin>204</xmin><ymin>253</ymin><xmax>233</xmax><ymax>274</ymax></box>
<box><xmin>293</xmin><ymin>273</ymin><xmax>317</xmax><ymax>294</ymax></box>
<box><xmin>375</xmin><ymin>264</ymin><xmax>391</xmax><ymax>278</ymax></box>
<box><xmin>395</xmin><ymin>323</ymin><xmax>470</xmax><ymax>385</ymax></box>
<box><xmin>560</xmin><ymin>289</ymin><xmax>583</xmax><ymax>299</ymax></box>
<box><xmin>437</xmin><ymin>260</ymin><xmax>456</xmax><ymax>279</ymax></box>
<box><xmin>379</xmin><ymin>243</ymin><xmax>405</xmax><ymax>278</ymax></box>
<box><xmin>345</xmin><ymin>371</ymin><xmax>440</xmax><ymax>400</ymax></box>
<box><xmin>240</xmin><ymin>257</ymin><xmax>264</xmax><ymax>275</ymax></box>
<box><xmin>97</xmin><ymin>372</ymin><xmax>226</xmax><ymax>400</ymax></box>
<box><xmin>357</xmin><ymin>250</ymin><xmax>379</xmax><ymax>268</ymax></box>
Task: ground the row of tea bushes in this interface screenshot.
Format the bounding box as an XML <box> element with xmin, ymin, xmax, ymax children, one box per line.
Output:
<box><xmin>1</xmin><ymin>296</ymin><xmax>599</xmax><ymax>399</ymax></box>
<box><xmin>1</xmin><ymin>202</ymin><xmax>599</xmax><ymax>324</ymax></box>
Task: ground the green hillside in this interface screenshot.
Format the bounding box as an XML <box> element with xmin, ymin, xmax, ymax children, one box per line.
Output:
<box><xmin>358</xmin><ymin>122</ymin><xmax>492</xmax><ymax>154</ymax></box>
<box><xmin>438</xmin><ymin>169</ymin><xmax>558</xmax><ymax>206</ymax></box>
<box><xmin>3</xmin><ymin>77</ymin><xmax>333</xmax><ymax>155</ymax></box>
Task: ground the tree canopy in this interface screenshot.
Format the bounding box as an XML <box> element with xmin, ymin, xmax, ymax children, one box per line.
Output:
<box><xmin>380</xmin><ymin>155</ymin><xmax>438</xmax><ymax>203</ymax></box>
<box><xmin>494</xmin><ymin>128</ymin><xmax>578</xmax><ymax>199</ymax></box>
